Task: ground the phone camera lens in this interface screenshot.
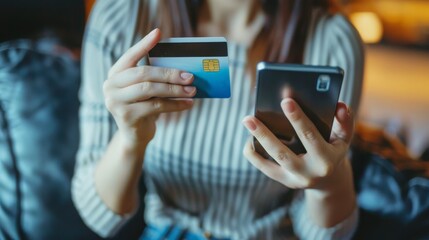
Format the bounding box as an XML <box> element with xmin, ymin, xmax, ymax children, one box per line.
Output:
<box><xmin>316</xmin><ymin>75</ymin><xmax>330</xmax><ymax>92</ymax></box>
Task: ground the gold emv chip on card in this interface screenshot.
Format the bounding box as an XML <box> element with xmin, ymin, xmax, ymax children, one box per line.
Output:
<box><xmin>203</xmin><ymin>59</ymin><xmax>220</xmax><ymax>72</ymax></box>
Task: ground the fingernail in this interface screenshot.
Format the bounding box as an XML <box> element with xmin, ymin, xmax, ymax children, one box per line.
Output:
<box><xmin>145</xmin><ymin>28</ymin><xmax>158</xmax><ymax>40</ymax></box>
<box><xmin>345</xmin><ymin>105</ymin><xmax>352</xmax><ymax>117</ymax></box>
<box><xmin>282</xmin><ymin>99</ymin><xmax>295</xmax><ymax>113</ymax></box>
<box><xmin>184</xmin><ymin>86</ymin><xmax>196</xmax><ymax>94</ymax></box>
<box><xmin>180</xmin><ymin>72</ymin><xmax>193</xmax><ymax>80</ymax></box>
<box><xmin>243</xmin><ymin>119</ymin><xmax>257</xmax><ymax>131</ymax></box>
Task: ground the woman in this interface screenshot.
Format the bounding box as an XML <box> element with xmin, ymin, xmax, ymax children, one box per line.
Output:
<box><xmin>72</xmin><ymin>0</ymin><xmax>364</xmax><ymax>239</ymax></box>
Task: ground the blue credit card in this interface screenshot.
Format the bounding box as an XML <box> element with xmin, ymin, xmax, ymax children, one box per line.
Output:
<box><xmin>148</xmin><ymin>37</ymin><xmax>231</xmax><ymax>98</ymax></box>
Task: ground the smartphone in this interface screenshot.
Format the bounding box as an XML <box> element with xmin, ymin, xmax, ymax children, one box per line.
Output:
<box><xmin>253</xmin><ymin>62</ymin><xmax>344</xmax><ymax>158</ymax></box>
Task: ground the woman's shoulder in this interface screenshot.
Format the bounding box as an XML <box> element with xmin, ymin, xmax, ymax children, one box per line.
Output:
<box><xmin>329</xmin><ymin>13</ymin><xmax>361</xmax><ymax>41</ymax></box>
<box><xmin>313</xmin><ymin>11</ymin><xmax>363</xmax><ymax>49</ymax></box>
<box><xmin>85</xmin><ymin>0</ymin><xmax>156</xmax><ymax>51</ymax></box>
<box><xmin>306</xmin><ymin>10</ymin><xmax>364</xmax><ymax>61</ymax></box>
<box><xmin>88</xmin><ymin>0</ymin><xmax>139</xmax><ymax>31</ymax></box>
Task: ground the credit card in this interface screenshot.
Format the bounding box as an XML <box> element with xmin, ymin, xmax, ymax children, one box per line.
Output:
<box><xmin>148</xmin><ymin>37</ymin><xmax>231</xmax><ymax>98</ymax></box>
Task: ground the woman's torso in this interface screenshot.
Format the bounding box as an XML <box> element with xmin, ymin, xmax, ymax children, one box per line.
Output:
<box><xmin>144</xmin><ymin>41</ymin><xmax>293</xmax><ymax>239</ymax></box>
<box><xmin>87</xmin><ymin>1</ymin><xmax>363</xmax><ymax>239</ymax></box>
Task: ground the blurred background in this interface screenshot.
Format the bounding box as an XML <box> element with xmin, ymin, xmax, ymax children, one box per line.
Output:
<box><xmin>341</xmin><ymin>0</ymin><xmax>429</xmax><ymax>157</ymax></box>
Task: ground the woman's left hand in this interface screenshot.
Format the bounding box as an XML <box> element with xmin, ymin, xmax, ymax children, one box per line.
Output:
<box><xmin>242</xmin><ymin>98</ymin><xmax>354</xmax><ymax>190</ymax></box>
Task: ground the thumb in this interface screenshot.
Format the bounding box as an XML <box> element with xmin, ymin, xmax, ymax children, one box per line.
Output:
<box><xmin>331</xmin><ymin>102</ymin><xmax>354</xmax><ymax>144</ymax></box>
<box><xmin>108</xmin><ymin>28</ymin><xmax>161</xmax><ymax>77</ymax></box>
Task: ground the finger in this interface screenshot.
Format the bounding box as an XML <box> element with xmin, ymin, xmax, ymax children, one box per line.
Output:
<box><xmin>113</xmin><ymin>82</ymin><xmax>196</xmax><ymax>103</ymax></box>
<box><xmin>242</xmin><ymin>116</ymin><xmax>301</xmax><ymax>171</ymax></box>
<box><xmin>110</xmin><ymin>66</ymin><xmax>194</xmax><ymax>88</ymax></box>
<box><xmin>281</xmin><ymin>98</ymin><xmax>325</xmax><ymax>155</ymax></box>
<box><xmin>114</xmin><ymin>99</ymin><xmax>193</xmax><ymax>124</ymax></box>
<box><xmin>243</xmin><ymin>139</ymin><xmax>287</xmax><ymax>182</ymax></box>
<box><xmin>331</xmin><ymin>102</ymin><xmax>354</xmax><ymax>144</ymax></box>
<box><xmin>139</xmin><ymin>98</ymin><xmax>194</xmax><ymax>115</ymax></box>
<box><xmin>108</xmin><ymin>28</ymin><xmax>161</xmax><ymax>78</ymax></box>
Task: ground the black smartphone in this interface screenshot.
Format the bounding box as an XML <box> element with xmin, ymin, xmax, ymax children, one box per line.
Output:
<box><xmin>253</xmin><ymin>62</ymin><xmax>344</xmax><ymax>158</ymax></box>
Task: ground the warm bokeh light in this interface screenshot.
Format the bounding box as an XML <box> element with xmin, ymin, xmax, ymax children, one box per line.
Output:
<box><xmin>350</xmin><ymin>12</ymin><xmax>384</xmax><ymax>44</ymax></box>
<box><xmin>344</xmin><ymin>1</ymin><xmax>429</xmax><ymax>46</ymax></box>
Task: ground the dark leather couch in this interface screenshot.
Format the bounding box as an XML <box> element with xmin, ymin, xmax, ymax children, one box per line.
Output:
<box><xmin>351</xmin><ymin>125</ymin><xmax>429</xmax><ymax>240</ymax></box>
<box><xmin>0</xmin><ymin>39</ymin><xmax>145</xmax><ymax>240</ymax></box>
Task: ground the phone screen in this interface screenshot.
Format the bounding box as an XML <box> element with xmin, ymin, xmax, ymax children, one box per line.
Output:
<box><xmin>253</xmin><ymin>62</ymin><xmax>344</xmax><ymax>158</ymax></box>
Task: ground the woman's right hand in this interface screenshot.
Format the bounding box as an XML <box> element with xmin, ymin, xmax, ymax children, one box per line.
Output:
<box><xmin>103</xmin><ymin>28</ymin><xmax>196</xmax><ymax>147</ymax></box>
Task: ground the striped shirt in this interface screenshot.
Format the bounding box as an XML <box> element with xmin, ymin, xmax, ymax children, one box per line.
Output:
<box><xmin>72</xmin><ymin>1</ymin><xmax>364</xmax><ymax>239</ymax></box>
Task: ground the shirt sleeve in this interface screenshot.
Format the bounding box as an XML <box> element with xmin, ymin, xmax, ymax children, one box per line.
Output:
<box><xmin>71</xmin><ymin>0</ymin><xmax>150</xmax><ymax>237</ymax></box>
<box><xmin>289</xmin><ymin>191</ymin><xmax>359</xmax><ymax>240</ymax></box>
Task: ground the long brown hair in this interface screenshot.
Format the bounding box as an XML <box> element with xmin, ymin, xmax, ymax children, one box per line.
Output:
<box><xmin>155</xmin><ymin>0</ymin><xmax>335</xmax><ymax>64</ymax></box>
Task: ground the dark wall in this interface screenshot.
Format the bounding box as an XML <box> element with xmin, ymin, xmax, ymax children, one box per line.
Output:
<box><xmin>0</xmin><ymin>0</ymin><xmax>85</xmax><ymax>47</ymax></box>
